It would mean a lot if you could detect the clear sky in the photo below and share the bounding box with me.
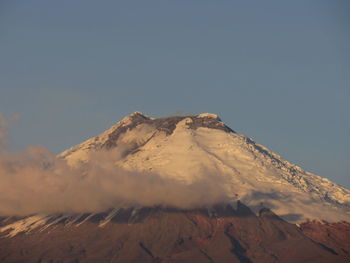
[1,0,349,188]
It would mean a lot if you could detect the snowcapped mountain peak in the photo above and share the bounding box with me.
[58,112,350,223]
[118,111,150,126]
[59,112,235,160]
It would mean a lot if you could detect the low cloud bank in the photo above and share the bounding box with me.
[0,114,232,216]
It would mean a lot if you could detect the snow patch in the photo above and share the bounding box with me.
[197,113,220,119]
[99,208,120,227]
[0,215,48,237]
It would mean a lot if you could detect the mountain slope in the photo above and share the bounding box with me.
[59,112,350,223]
[1,204,349,263]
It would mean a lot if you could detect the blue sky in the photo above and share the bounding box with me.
[1,0,349,187]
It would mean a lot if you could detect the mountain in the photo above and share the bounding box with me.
[0,112,349,263]
[59,112,350,223]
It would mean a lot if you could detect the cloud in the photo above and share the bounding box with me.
[0,114,232,216]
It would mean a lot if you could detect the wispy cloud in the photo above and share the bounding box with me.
[0,113,232,216]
